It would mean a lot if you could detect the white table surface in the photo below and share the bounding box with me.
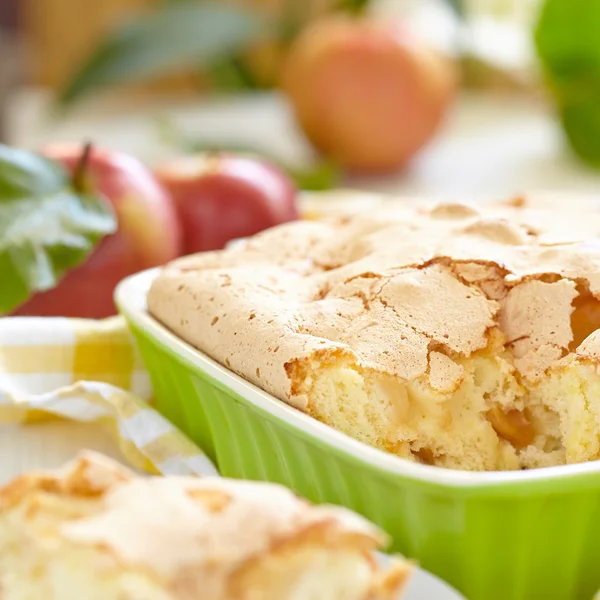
[3,86,600,482]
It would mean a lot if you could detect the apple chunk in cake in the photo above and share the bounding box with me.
[148,194,600,471]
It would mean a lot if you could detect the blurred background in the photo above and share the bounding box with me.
[1,0,593,197]
[2,0,600,318]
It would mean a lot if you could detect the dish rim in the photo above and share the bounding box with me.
[115,267,600,491]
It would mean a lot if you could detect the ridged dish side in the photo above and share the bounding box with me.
[128,321,600,600]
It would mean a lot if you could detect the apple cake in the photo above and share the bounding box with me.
[148,193,600,471]
[0,451,410,599]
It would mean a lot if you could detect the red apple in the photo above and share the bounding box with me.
[281,16,457,173]
[154,153,299,253]
[12,143,182,318]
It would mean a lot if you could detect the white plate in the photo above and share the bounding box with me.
[378,554,465,600]
[376,555,464,600]
[404,567,464,600]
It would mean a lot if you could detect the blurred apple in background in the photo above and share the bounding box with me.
[155,153,298,253]
[282,16,457,173]
[12,143,182,318]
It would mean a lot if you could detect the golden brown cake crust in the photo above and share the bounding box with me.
[148,193,600,392]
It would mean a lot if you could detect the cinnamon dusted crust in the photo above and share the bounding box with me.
[0,451,410,599]
[148,192,600,471]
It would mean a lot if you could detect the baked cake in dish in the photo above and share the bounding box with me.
[0,451,410,599]
[148,193,600,471]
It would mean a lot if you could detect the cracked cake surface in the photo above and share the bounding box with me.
[148,193,600,471]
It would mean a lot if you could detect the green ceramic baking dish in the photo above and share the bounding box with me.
[116,269,600,600]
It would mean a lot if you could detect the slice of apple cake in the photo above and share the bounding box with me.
[0,452,410,599]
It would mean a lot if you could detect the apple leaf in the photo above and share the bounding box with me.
[57,3,269,107]
[335,0,373,15]
[443,0,464,19]
[0,145,117,314]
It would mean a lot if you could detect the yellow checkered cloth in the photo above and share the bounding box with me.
[0,316,217,477]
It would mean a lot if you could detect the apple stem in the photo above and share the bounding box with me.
[72,141,93,193]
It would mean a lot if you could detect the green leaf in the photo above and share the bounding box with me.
[57,3,269,107]
[0,145,117,314]
[335,0,374,15]
[443,0,464,18]
[205,55,261,91]
[535,0,600,165]
[286,160,342,191]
